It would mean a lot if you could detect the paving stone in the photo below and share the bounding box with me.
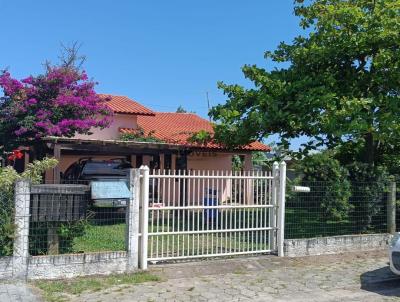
[0,282,42,302]
[4,249,400,302]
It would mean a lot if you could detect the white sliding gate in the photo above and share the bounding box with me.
[138,162,286,268]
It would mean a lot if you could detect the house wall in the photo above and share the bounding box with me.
[187,151,233,171]
[74,114,138,140]
[47,151,255,206]
[154,152,254,206]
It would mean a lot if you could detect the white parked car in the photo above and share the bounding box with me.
[389,233,400,275]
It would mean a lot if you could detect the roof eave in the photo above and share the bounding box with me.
[113,111,156,116]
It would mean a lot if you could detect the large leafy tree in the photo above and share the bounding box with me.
[210,0,400,166]
[0,49,113,152]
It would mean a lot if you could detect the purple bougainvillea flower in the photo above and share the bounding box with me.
[15,127,28,136]
[25,98,37,106]
[0,66,112,143]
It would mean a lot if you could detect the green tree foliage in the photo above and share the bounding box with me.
[119,127,164,143]
[232,155,244,171]
[252,152,271,170]
[210,0,400,166]
[187,130,213,145]
[176,105,187,113]
[176,105,195,114]
[295,152,352,221]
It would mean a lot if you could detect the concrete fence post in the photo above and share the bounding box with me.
[277,162,286,257]
[387,180,396,234]
[269,162,279,251]
[126,169,140,271]
[139,166,149,270]
[13,180,30,280]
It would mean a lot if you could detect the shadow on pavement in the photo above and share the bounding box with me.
[360,266,400,297]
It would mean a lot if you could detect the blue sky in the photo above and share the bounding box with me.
[0,0,304,149]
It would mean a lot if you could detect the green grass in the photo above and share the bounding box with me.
[68,208,380,255]
[70,220,269,256]
[72,223,126,253]
[285,208,353,239]
[70,206,384,255]
[33,271,161,302]
[285,207,386,239]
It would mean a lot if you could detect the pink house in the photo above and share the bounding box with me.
[43,94,269,182]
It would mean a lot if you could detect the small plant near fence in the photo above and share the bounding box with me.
[0,157,58,256]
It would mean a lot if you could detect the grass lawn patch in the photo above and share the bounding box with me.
[33,271,161,302]
[285,208,353,239]
[284,207,380,239]
[72,223,126,253]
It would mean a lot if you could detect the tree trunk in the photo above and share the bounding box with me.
[364,132,375,166]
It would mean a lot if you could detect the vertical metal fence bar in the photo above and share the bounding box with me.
[177,170,181,257]
[166,170,170,258]
[192,171,195,256]
[201,171,205,255]
[197,171,200,256]
[139,166,149,269]
[172,170,176,257]
[277,162,287,257]
[211,170,215,255]
[270,162,279,251]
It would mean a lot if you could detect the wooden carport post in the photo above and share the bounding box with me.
[47,144,62,255]
[53,144,61,184]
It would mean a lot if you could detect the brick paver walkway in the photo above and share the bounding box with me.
[0,282,42,302]
[57,250,400,302]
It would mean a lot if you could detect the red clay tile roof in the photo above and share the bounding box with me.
[100,94,155,116]
[120,112,269,152]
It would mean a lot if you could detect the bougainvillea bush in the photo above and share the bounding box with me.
[0,66,113,151]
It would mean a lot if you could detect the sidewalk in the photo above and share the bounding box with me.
[49,250,400,302]
[0,282,42,302]
[3,250,400,302]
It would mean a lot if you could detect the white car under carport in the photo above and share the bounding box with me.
[90,180,131,207]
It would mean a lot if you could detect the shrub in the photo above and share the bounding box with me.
[0,190,15,256]
[295,152,352,221]
[346,162,389,231]
[0,157,58,256]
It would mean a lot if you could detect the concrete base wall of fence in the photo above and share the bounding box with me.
[0,257,14,279]
[284,233,393,257]
[0,251,136,280]
[27,251,130,280]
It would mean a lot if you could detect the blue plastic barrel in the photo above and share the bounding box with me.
[204,196,218,221]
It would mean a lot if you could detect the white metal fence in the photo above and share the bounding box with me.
[139,162,287,268]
